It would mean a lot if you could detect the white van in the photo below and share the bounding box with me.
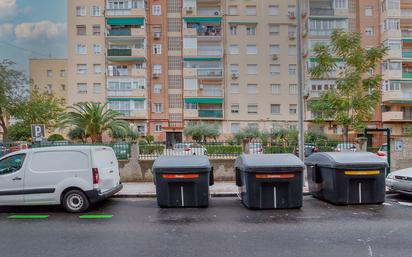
[0,146,123,212]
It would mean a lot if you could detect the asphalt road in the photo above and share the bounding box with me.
[0,195,412,257]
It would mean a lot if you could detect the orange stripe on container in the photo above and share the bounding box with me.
[344,170,380,175]
[162,174,200,179]
[255,174,295,179]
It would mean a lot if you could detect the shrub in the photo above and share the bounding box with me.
[139,144,165,155]
[205,145,242,155]
[48,134,65,141]
[264,146,295,154]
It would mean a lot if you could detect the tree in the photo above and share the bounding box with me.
[308,30,387,141]
[60,102,130,143]
[184,122,220,142]
[0,60,26,139]
[67,127,86,143]
[7,122,31,141]
[48,134,65,141]
[11,90,64,135]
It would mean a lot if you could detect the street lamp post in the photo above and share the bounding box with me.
[296,0,305,160]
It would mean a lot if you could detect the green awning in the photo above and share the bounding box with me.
[108,57,145,62]
[184,98,223,104]
[183,17,221,23]
[107,98,145,101]
[183,57,221,61]
[106,18,145,25]
[387,100,412,104]
[228,22,258,25]
[403,38,412,42]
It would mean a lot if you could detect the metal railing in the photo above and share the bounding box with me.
[108,29,131,36]
[198,109,223,118]
[310,8,334,16]
[108,49,132,56]
[197,68,223,78]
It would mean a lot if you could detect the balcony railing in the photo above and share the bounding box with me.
[202,88,223,97]
[107,90,133,97]
[198,109,223,118]
[403,72,412,78]
[310,8,334,16]
[403,51,412,58]
[402,30,412,38]
[401,9,412,17]
[197,49,222,56]
[197,68,223,78]
[108,29,131,36]
[108,49,132,56]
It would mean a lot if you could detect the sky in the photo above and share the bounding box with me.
[0,0,67,73]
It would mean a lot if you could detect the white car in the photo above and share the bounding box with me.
[0,146,122,212]
[387,167,412,196]
[334,143,357,152]
[173,143,207,155]
[377,143,388,160]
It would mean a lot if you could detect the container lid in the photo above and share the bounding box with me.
[304,152,388,169]
[153,156,211,173]
[235,154,305,173]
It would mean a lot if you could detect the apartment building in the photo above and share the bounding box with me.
[380,0,412,137]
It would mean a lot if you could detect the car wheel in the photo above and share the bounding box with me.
[62,189,90,213]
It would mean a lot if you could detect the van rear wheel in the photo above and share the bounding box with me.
[62,190,90,213]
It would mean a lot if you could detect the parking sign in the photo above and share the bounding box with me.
[31,124,45,142]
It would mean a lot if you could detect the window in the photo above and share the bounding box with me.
[269,24,280,35]
[60,70,65,77]
[247,84,257,94]
[47,69,53,77]
[230,25,237,35]
[288,64,297,75]
[246,5,257,16]
[269,45,280,55]
[78,83,87,94]
[231,104,240,114]
[271,104,281,115]
[93,44,101,55]
[270,64,280,75]
[246,44,257,55]
[228,6,238,15]
[230,83,240,94]
[153,44,162,54]
[77,44,86,55]
[365,27,374,36]
[365,7,373,16]
[155,124,162,132]
[246,26,256,35]
[288,45,297,55]
[152,5,161,15]
[0,154,26,175]
[271,84,280,94]
[153,65,162,74]
[93,64,102,74]
[289,84,298,94]
[76,25,86,36]
[153,103,163,113]
[92,25,101,36]
[247,64,257,75]
[248,104,258,114]
[91,6,101,16]
[154,84,162,94]
[76,6,86,16]
[269,5,279,16]
[77,64,87,74]
[289,104,297,115]
[231,123,241,133]
[333,0,347,9]
[229,44,239,54]
[93,83,102,94]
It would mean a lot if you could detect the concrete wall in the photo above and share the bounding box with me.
[118,144,236,182]
[390,137,412,171]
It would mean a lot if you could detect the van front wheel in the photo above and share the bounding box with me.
[62,190,90,213]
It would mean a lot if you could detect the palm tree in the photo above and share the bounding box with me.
[61,102,129,143]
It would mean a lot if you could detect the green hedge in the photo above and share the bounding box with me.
[367,147,380,153]
[139,144,165,155]
[264,146,295,154]
[205,145,242,155]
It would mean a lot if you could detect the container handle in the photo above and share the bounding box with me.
[209,167,214,186]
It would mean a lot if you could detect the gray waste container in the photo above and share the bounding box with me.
[235,154,305,209]
[305,152,388,205]
[153,156,213,208]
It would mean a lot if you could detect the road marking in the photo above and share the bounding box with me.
[181,186,184,207]
[79,215,113,219]
[8,215,49,219]
[274,186,277,209]
[359,182,362,204]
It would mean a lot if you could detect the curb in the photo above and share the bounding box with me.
[114,191,313,198]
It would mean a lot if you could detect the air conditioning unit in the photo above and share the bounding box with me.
[232,73,239,79]
[272,54,278,60]
[199,84,204,89]
[214,11,220,16]
[186,7,193,13]
[288,32,296,39]
[153,73,160,78]
[288,11,296,18]
[153,32,161,39]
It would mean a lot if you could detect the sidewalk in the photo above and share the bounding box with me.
[115,182,310,197]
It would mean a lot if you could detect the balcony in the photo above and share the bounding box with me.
[197,68,223,78]
[184,87,223,97]
[401,9,412,17]
[382,111,404,122]
[108,49,131,56]
[402,29,412,38]
[198,109,223,118]
[107,88,146,97]
[107,28,146,37]
[105,6,145,17]
[107,48,146,60]
[403,51,412,58]
[403,72,412,78]
[310,8,334,16]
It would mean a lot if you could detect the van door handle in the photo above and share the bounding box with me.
[12,177,22,181]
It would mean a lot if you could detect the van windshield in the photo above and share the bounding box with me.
[0,154,26,175]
